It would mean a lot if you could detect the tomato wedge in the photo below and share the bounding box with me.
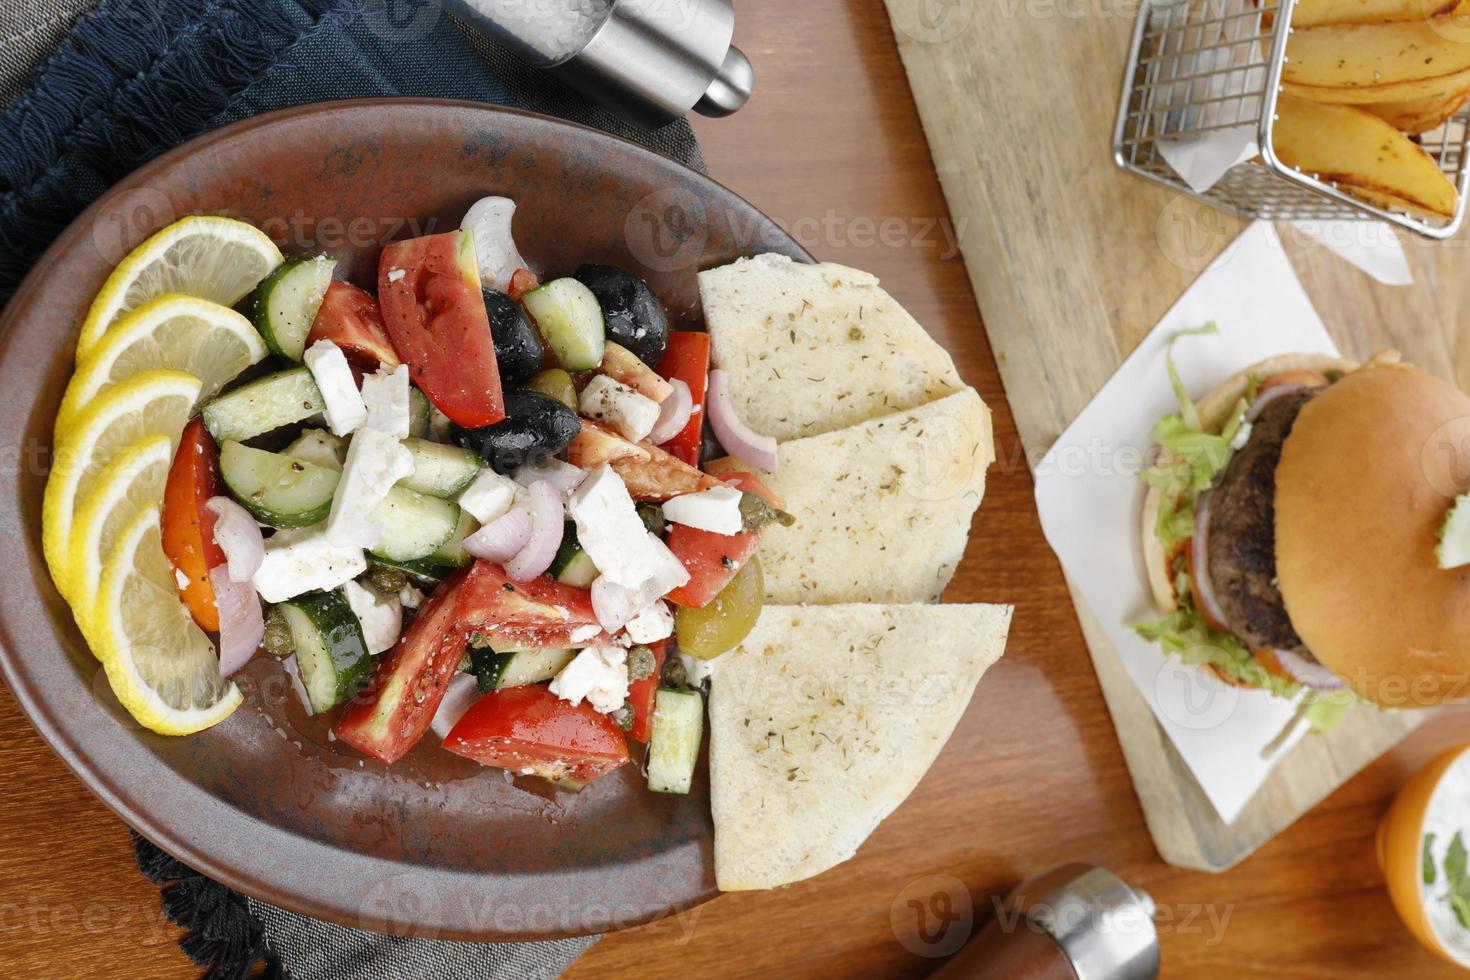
[625,641,667,743]
[656,332,710,466]
[335,561,606,764]
[378,231,505,428]
[595,341,673,402]
[507,268,540,302]
[665,525,762,609]
[161,418,225,631]
[307,281,401,370]
[443,684,630,787]
[335,567,471,764]
[611,441,723,501]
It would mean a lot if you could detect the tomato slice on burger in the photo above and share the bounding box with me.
[378,231,505,428]
[160,418,225,631]
[443,684,631,787]
[307,280,401,370]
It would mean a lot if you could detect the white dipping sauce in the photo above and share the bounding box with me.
[1421,748,1470,965]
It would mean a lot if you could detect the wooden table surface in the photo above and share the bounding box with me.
[2,1,1468,977]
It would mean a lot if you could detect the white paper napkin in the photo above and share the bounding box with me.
[1033,221,1340,823]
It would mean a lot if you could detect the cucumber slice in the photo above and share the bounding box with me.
[424,506,477,569]
[469,645,575,692]
[368,557,444,586]
[219,440,340,528]
[252,256,337,361]
[203,367,325,443]
[399,438,480,498]
[367,486,460,563]
[278,590,372,713]
[408,386,432,439]
[284,428,346,469]
[647,689,703,794]
[549,524,598,587]
[522,278,606,371]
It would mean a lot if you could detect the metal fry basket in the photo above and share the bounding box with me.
[1112,0,1470,238]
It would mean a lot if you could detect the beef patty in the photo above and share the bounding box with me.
[1204,386,1316,653]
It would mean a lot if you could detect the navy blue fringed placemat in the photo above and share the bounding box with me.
[0,1,706,976]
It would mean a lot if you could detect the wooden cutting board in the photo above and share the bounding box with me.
[881,0,1469,871]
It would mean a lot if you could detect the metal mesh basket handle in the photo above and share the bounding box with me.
[1113,0,1470,238]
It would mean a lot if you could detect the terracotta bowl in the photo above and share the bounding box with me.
[0,99,806,940]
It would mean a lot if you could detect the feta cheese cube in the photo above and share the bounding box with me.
[624,600,674,644]
[327,429,415,549]
[303,340,367,436]
[662,485,745,536]
[569,623,602,644]
[398,584,425,610]
[457,468,519,523]
[568,465,690,593]
[549,645,629,714]
[252,532,367,603]
[360,363,411,438]
[578,375,661,443]
[343,580,403,655]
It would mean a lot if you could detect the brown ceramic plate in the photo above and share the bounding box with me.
[0,99,807,940]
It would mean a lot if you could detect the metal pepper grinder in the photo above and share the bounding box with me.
[930,864,1161,980]
[445,0,754,127]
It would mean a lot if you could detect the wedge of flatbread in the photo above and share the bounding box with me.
[712,387,993,604]
[709,603,1012,890]
[699,254,963,442]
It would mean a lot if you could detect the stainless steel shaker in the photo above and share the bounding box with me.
[445,0,754,126]
[930,864,1161,980]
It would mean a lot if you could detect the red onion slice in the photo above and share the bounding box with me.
[513,458,588,494]
[431,673,483,740]
[505,480,564,582]
[706,369,777,473]
[206,496,265,583]
[464,506,533,563]
[209,565,264,676]
[649,379,694,447]
[1190,494,1232,630]
[1245,382,1305,423]
[1272,648,1345,691]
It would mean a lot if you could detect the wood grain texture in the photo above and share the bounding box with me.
[881,0,1466,873]
[0,2,1467,979]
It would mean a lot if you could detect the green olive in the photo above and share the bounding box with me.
[523,368,578,413]
[675,555,763,659]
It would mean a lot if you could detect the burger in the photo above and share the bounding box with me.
[1137,338,1470,727]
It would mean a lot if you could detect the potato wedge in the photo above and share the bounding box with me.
[1283,7,1470,101]
[1288,0,1456,28]
[1271,93,1459,218]
[1362,85,1470,132]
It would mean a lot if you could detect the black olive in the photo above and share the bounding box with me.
[454,390,580,474]
[574,264,670,366]
[483,289,544,387]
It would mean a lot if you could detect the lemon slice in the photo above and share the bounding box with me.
[59,295,267,427]
[76,216,282,361]
[43,370,200,597]
[65,434,173,627]
[95,505,240,735]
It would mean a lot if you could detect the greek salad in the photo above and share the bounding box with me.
[46,198,793,794]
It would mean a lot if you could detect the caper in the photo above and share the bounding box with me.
[661,655,690,690]
[262,606,295,658]
[739,492,795,532]
[637,504,666,537]
[366,563,407,594]
[611,704,635,732]
[628,645,656,681]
